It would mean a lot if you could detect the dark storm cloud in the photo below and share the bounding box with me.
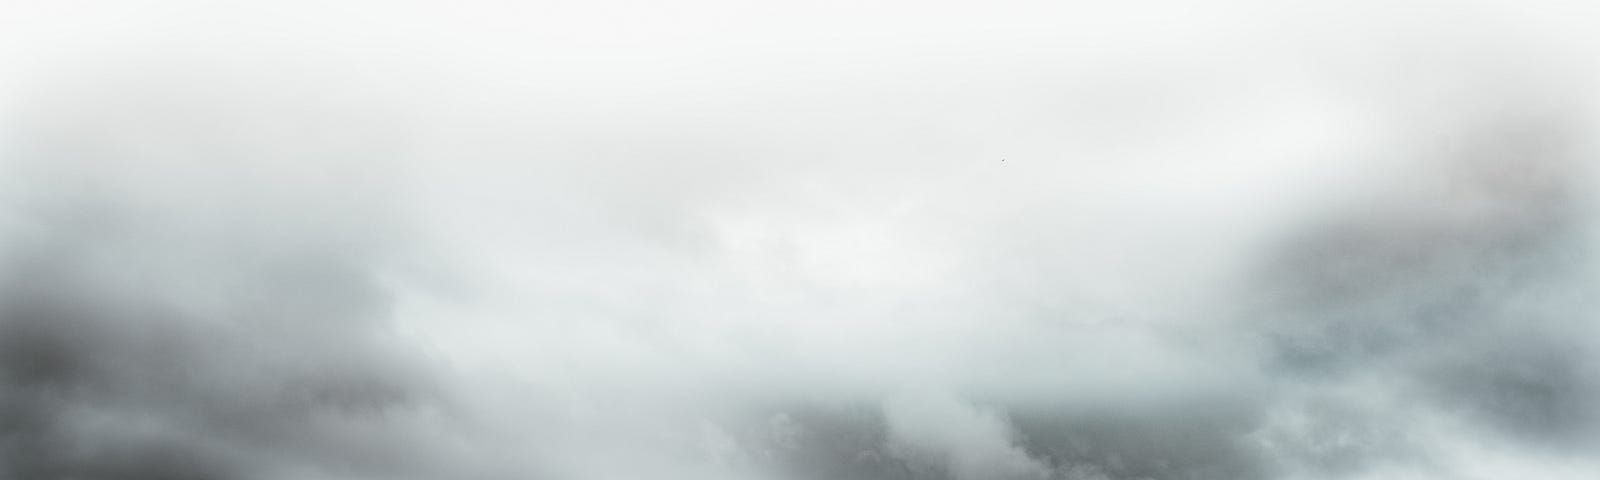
[0,74,512,480]
[0,201,420,479]
[1235,68,1600,477]
[1254,111,1588,375]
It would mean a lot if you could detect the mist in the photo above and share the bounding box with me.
[3,1,1600,479]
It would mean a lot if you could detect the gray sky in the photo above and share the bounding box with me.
[3,1,1600,479]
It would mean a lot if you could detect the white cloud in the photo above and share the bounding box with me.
[3,1,1600,479]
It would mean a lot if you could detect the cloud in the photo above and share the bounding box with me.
[3,1,1600,480]
[883,393,1052,480]
[0,70,511,479]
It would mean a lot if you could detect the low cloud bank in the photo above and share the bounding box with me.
[4,2,1600,479]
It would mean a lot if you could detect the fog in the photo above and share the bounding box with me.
[3,1,1600,479]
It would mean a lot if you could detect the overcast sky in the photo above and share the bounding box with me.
[3,1,1600,479]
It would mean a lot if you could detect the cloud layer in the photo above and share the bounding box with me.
[3,1,1600,479]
